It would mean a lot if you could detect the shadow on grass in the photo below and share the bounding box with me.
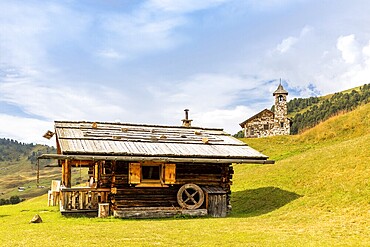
[231,187,302,217]
[0,214,10,218]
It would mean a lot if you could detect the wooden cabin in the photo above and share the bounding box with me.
[39,119,272,218]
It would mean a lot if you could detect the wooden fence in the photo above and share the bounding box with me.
[60,187,110,211]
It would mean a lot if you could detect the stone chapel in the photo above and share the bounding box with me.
[239,83,291,138]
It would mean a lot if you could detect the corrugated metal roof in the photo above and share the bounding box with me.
[54,121,268,161]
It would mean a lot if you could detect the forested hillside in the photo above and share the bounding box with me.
[288,83,370,134]
[0,139,35,162]
[0,139,57,201]
[0,138,55,164]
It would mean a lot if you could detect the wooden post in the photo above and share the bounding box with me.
[71,191,76,209]
[100,161,104,175]
[80,191,84,210]
[111,160,116,188]
[62,160,66,187]
[94,162,99,185]
[62,159,71,188]
[66,160,71,188]
[37,159,40,187]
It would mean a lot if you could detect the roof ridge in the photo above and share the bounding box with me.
[54,120,224,131]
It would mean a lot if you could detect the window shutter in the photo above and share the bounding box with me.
[129,163,141,184]
[164,164,176,184]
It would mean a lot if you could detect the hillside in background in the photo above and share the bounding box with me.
[0,139,58,201]
[287,83,369,134]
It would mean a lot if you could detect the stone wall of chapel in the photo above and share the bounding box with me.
[243,110,290,138]
[244,112,274,138]
[272,118,290,136]
[244,118,290,138]
[274,94,288,120]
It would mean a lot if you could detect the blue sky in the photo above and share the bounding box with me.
[1,0,370,144]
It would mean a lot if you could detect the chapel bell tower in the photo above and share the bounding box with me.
[273,82,288,120]
[273,83,290,135]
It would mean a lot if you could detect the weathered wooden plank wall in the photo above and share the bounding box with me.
[207,193,227,217]
[95,161,233,213]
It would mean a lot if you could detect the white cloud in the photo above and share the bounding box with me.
[1,71,272,138]
[264,27,370,95]
[147,0,228,13]
[0,114,53,145]
[332,38,370,85]
[97,49,125,60]
[316,35,370,90]
[97,11,185,60]
[0,2,90,69]
[192,106,256,134]
[276,37,298,53]
[362,41,370,59]
[275,26,312,54]
[245,0,307,10]
[337,34,359,64]
[96,0,230,60]
[160,74,264,111]
[0,81,128,122]
[0,4,47,71]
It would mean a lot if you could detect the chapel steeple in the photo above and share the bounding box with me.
[273,82,288,121]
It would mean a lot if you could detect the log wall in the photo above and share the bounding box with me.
[94,161,233,215]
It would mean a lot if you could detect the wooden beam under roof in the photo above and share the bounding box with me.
[38,154,275,164]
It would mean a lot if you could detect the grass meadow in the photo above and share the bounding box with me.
[0,104,369,246]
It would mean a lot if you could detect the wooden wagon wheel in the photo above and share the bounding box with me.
[177,183,204,210]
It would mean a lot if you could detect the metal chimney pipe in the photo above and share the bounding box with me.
[184,109,189,120]
[182,109,192,127]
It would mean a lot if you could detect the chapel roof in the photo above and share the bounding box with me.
[239,109,274,127]
[273,83,288,96]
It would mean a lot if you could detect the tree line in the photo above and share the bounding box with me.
[0,138,35,162]
[0,138,56,164]
[290,84,370,134]
[0,195,24,206]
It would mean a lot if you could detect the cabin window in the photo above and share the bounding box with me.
[250,128,254,135]
[280,122,284,128]
[142,165,161,181]
[129,163,176,186]
[264,124,269,130]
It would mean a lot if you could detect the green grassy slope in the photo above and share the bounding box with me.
[0,104,369,246]
[234,103,370,244]
[0,144,59,200]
